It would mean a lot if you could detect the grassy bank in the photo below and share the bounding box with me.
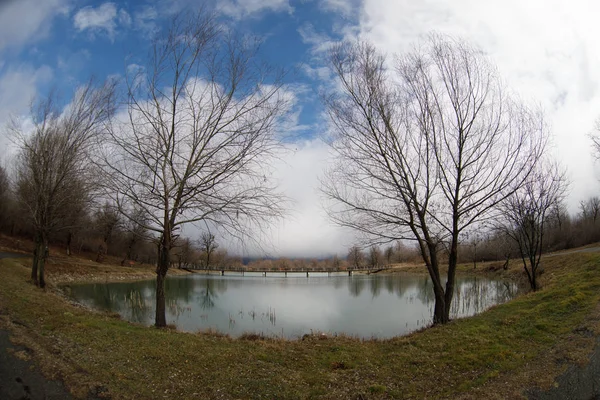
[0,252,599,399]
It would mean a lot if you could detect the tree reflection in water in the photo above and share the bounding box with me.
[67,273,518,339]
[200,279,217,309]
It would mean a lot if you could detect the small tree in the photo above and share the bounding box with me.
[11,80,115,287]
[200,232,218,269]
[174,237,194,269]
[384,245,394,266]
[579,197,600,224]
[368,245,382,271]
[331,254,341,270]
[499,162,567,290]
[121,206,149,264]
[94,202,122,262]
[347,245,363,269]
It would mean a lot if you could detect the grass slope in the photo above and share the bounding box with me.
[0,252,599,399]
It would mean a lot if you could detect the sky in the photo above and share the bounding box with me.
[1,0,599,258]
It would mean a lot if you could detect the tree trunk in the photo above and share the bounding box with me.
[155,269,167,327]
[423,241,450,325]
[432,289,448,324]
[38,235,48,289]
[155,234,171,327]
[66,231,72,256]
[444,236,459,322]
[31,233,40,285]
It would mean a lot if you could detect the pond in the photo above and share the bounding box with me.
[66,272,517,339]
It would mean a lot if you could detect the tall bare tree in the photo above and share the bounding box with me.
[322,35,547,324]
[101,12,288,327]
[499,162,568,290]
[12,80,115,287]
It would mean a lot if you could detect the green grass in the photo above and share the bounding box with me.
[0,252,599,399]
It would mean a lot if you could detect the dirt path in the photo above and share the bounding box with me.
[0,252,76,400]
[0,252,30,259]
[0,329,74,400]
[544,246,600,258]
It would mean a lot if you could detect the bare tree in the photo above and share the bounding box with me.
[0,164,12,232]
[173,237,195,269]
[590,120,600,161]
[384,245,394,265]
[579,196,600,224]
[11,80,115,287]
[498,162,568,290]
[200,232,218,269]
[121,206,149,264]
[322,35,547,324]
[368,245,382,271]
[94,202,122,262]
[347,245,364,269]
[331,254,341,270]
[101,12,287,327]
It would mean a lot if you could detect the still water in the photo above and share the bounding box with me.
[66,273,517,339]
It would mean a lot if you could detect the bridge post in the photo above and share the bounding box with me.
[328,271,331,277]
[306,271,309,277]
[285,271,287,277]
[221,270,224,276]
[348,270,352,276]
[263,271,266,277]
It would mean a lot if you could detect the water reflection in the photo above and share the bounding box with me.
[67,273,518,339]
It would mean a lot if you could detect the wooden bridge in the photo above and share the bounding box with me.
[182,266,384,277]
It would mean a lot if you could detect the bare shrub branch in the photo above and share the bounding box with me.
[497,161,568,291]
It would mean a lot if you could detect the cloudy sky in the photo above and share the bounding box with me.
[1,0,599,258]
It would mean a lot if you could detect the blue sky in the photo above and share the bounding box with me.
[0,0,351,138]
[2,0,600,257]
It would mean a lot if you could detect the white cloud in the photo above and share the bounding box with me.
[319,0,361,16]
[133,6,158,34]
[298,22,337,55]
[0,0,70,52]
[118,9,132,27]
[0,64,53,121]
[317,0,600,213]
[268,139,356,257]
[218,0,293,20]
[73,2,129,40]
[301,65,333,84]
[57,49,91,72]
[0,64,54,159]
